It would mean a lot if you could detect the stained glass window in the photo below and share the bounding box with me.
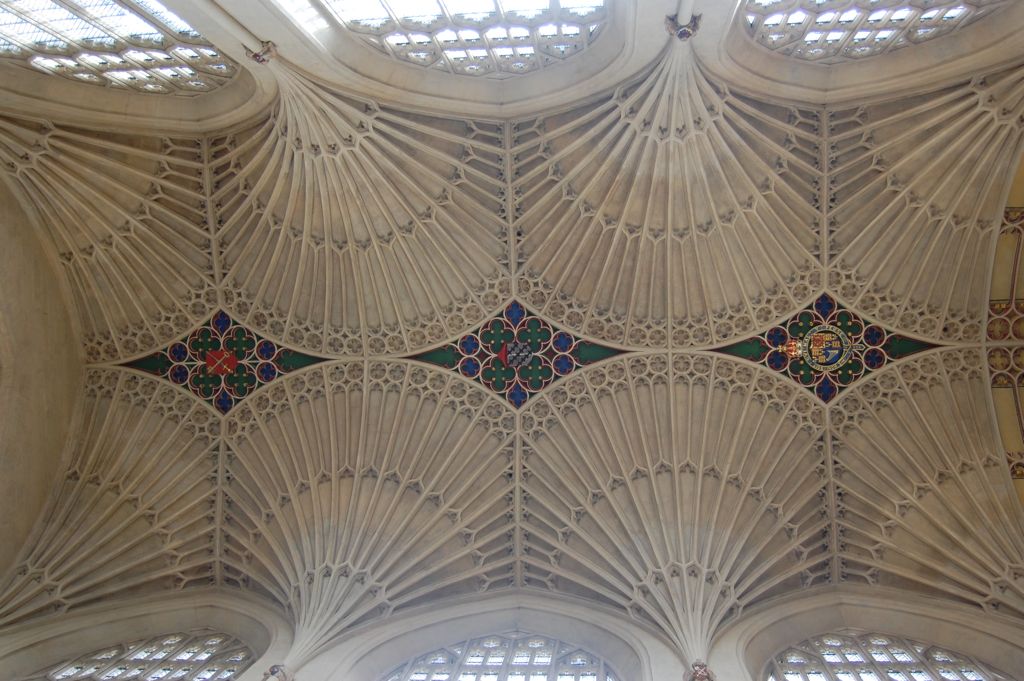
[744,1,1010,64]
[28,631,254,681]
[381,634,619,681]
[0,0,235,94]
[277,0,607,77]
[765,632,1013,681]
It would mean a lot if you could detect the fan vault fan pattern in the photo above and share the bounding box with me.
[2,29,1024,680]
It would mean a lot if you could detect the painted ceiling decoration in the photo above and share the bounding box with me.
[715,293,933,402]
[276,0,607,77]
[744,0,1011,65]
[2,14,1024,679]
[765,632,1014,681]
[126,310,324,414]
[414,300,621,407]
[25,630,254,681]
[0,0,236,94]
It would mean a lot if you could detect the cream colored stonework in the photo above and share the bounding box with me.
[0,2,1023,681]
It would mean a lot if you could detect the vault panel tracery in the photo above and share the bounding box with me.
[0,115,216,361]
[214,66,511,357]
[126,310,325,413]
[3,18,1024,678]
[0,370,221,628]
[827,67,1024,342]
[221,360,517,660]
[512,42,823,350]
[830,350,1024,613]
[518,353,829,660]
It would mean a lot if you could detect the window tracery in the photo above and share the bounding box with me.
[765,633,1012,681]
[744,1,1010,64]
[0,0,235,93]
[380,634,618,681]
[277,0,607,77]
[28,631,254,681]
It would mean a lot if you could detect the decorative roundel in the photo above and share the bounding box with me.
[800,323,855,372]
[414,300,621,407]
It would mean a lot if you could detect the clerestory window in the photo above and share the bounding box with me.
[744,1,1010,64]
[0,0,235,94]
[381,633,619,681]
[27,630,254,681]
[765,632,1013,681]
[275,0,607,77]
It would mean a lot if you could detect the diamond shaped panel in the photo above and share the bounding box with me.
[413,301,622,407]
[714,294,935,402]
[125,311,325,413]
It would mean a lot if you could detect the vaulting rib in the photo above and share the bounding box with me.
[0,370,220,628]
[0,116,215,362]
[831,349,1024,615]
[829,65,1024,342]
[222,361,517,665]
[518,354,829,661]
[213,64,511,357]
[512,42,822,350]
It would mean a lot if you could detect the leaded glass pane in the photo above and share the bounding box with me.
[764,632,1013,681]
[0,0,235,93]
[744,1,1010,64]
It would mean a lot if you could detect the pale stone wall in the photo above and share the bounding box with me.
[0,179,81,578]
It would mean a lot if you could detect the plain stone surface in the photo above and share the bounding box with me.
[0,179,81,578]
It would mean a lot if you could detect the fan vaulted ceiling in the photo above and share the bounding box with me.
[1,1,1024,680]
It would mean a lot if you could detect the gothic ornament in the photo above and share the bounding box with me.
[413,301,621,407]
[714,293,933,402]
[262,665,292,681]
[684,660,716,681]
[126,311,324,413]
[666,13,702,40]
[247,40,277,64]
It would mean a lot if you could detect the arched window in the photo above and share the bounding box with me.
[275,0,608,77]
[743,1,1010,64]
[26,630,254,681]
[0,0,235,93]
[381,633,619,681]
[765,632,1012,681]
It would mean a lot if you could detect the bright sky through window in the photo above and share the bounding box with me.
[744,0,1010,64]
[28,631,255,681]
[381,634,619,681]
[280,0,607,77]
[0,0,235,94]
[765,633,1014,681]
